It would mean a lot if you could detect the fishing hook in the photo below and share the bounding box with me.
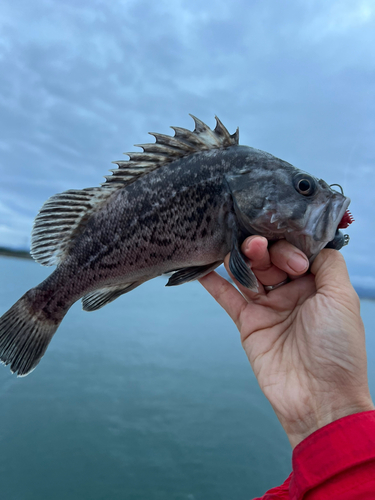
[330,183,344,195]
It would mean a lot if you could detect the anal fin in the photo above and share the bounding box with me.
[82,282,142,312]
[166,261,222,286]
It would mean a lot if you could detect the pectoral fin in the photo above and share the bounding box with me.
[166,261,222,286]
[229,237,258,291]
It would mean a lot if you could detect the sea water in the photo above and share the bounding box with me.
[0,257,374,500]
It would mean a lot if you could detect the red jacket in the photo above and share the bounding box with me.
[254,411,375,499]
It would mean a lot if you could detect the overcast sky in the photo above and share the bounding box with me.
[0,0,374,289]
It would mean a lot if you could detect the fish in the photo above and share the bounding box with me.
[0,115,352,376]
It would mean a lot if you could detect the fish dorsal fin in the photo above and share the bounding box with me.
[103,115,239,188]
[31,188,111,266]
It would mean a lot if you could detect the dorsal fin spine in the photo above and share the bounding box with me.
[190,114,212,134]
[149,132,195,151]
[104,116,238,187]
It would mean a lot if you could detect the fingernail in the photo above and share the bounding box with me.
[288,254,308,273]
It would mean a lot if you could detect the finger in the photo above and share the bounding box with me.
[310,250,363,337]
[311,249,358,304]
[198,271,247,328]
[241,236,288,287]
[311,248,349,285]
[268,240,309,276]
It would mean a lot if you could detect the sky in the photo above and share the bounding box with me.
[0,0,374,289]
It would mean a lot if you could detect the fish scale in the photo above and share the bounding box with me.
[0,116,351,376]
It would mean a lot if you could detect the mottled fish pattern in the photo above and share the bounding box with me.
[0,116,351,376]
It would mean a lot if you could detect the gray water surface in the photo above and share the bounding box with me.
[0,257,374,500]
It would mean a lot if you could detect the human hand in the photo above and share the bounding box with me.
[199,236,374,448]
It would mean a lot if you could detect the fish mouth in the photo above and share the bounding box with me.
[308,195,351,261]
[319,196,350,240]
[286,195,351,262]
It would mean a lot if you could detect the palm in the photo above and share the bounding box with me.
[239,277,318,415]
[242,274,365,426]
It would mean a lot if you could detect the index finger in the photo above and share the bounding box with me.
[198,271,247,328]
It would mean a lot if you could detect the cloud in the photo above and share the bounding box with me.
[0,0,374,284]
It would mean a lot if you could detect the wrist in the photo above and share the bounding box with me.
[280,399,375,449]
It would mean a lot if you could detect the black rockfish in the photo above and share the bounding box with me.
[0,116,353,376]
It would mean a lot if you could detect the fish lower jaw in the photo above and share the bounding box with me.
[284,232,327,262]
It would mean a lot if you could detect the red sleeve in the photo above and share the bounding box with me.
[252,474,292,499]
[290,410,375,499]
[254,410,375,500]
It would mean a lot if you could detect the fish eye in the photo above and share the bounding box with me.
[298,179,311,192]
[294,175,316,196]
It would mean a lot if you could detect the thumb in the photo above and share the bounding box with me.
[311,249,359,307]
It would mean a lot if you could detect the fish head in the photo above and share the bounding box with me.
[226,160,351,261]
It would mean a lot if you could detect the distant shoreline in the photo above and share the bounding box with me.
[0,247,33,260]
[0,247,374,300]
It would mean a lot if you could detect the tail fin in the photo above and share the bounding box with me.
[0,292,61,376]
